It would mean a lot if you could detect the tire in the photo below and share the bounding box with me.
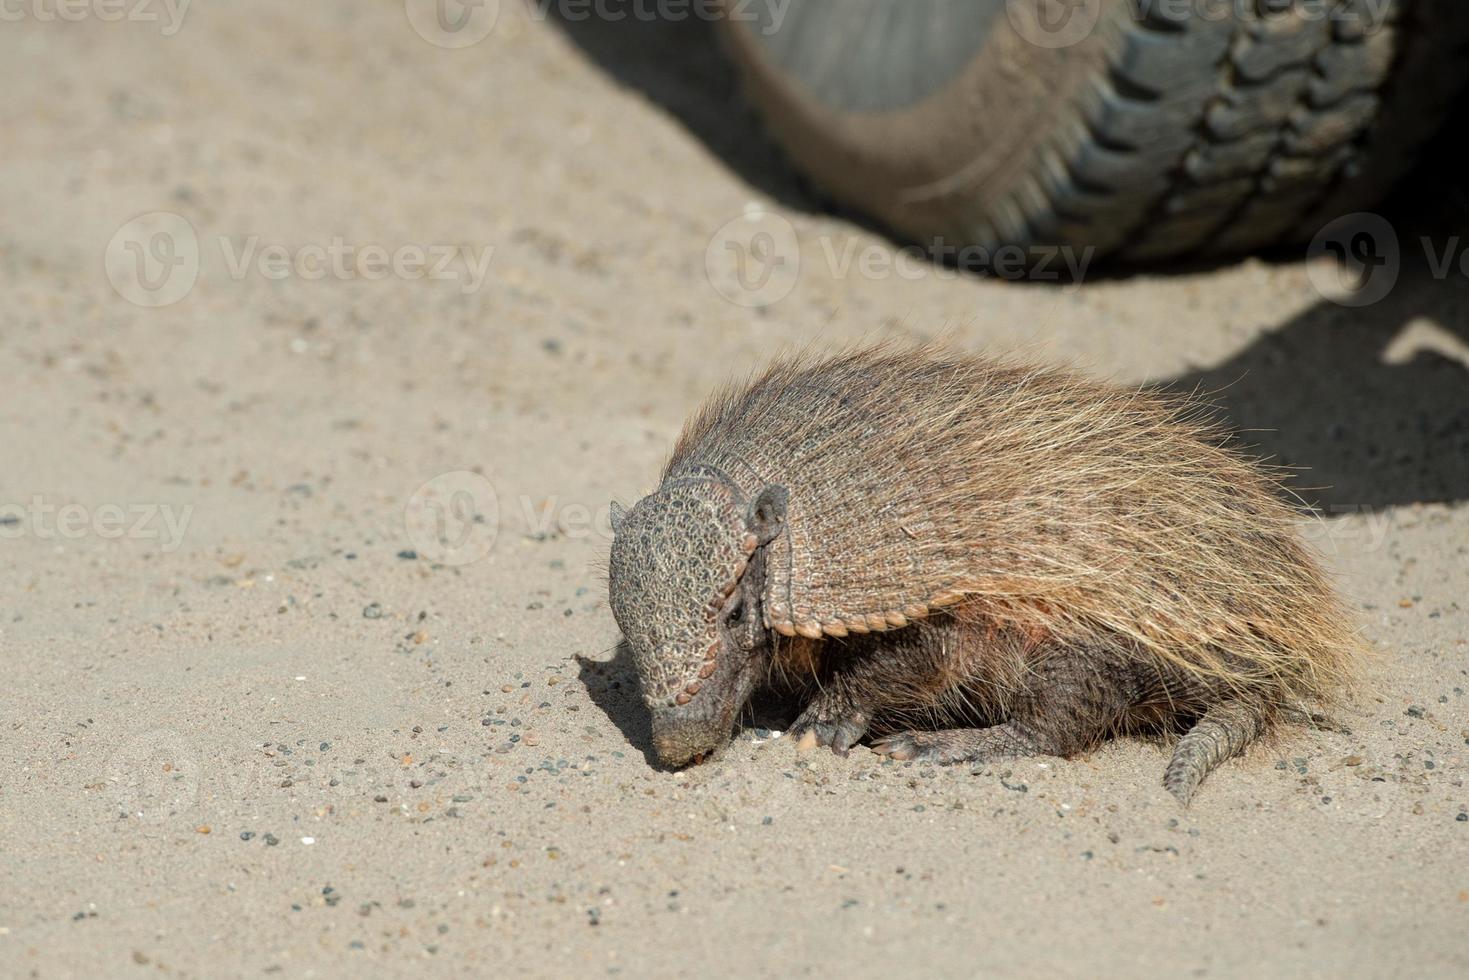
[717,0,1469,264]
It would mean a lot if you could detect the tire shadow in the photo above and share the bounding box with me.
[1159,152,1469,513]
[1160,267,1469,512]
[543,5,815,211]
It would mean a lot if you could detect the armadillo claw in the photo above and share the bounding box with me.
[788,694,869,758]
[869,734,918,761]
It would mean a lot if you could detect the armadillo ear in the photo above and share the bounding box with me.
[747,485,788,544]
[609,501,627,535]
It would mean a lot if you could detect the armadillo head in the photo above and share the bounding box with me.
[608,470,788,767]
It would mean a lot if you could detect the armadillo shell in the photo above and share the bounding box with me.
[659,345,1359,707]
[663,347,1059,640]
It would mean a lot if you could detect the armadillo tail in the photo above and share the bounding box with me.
[1163,701,1267,806]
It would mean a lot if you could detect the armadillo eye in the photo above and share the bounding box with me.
[725,594,744,625]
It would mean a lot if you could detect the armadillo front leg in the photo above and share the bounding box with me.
[786,639,904,755]
[871,642,1139,765]
[786,623,954,755]
[788,681,873,755]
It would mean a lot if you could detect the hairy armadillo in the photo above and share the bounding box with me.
[607,345,1358,803]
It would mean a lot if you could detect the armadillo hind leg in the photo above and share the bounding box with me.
[871,640,1141,765]
[1163,701,1268,806]
[870,723,1042,765]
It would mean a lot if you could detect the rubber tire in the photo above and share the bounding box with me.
[718,0,1469,263]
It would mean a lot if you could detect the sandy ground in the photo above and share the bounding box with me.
[2,3,1467,977]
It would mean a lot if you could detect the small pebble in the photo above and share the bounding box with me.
[363,603,383,619]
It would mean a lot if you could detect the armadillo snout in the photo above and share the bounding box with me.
[650,712,733,767]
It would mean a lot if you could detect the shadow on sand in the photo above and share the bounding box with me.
[1161,257,1469,512]
[576,642,659,767]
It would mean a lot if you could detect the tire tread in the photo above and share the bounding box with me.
[970,0,1469,260]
